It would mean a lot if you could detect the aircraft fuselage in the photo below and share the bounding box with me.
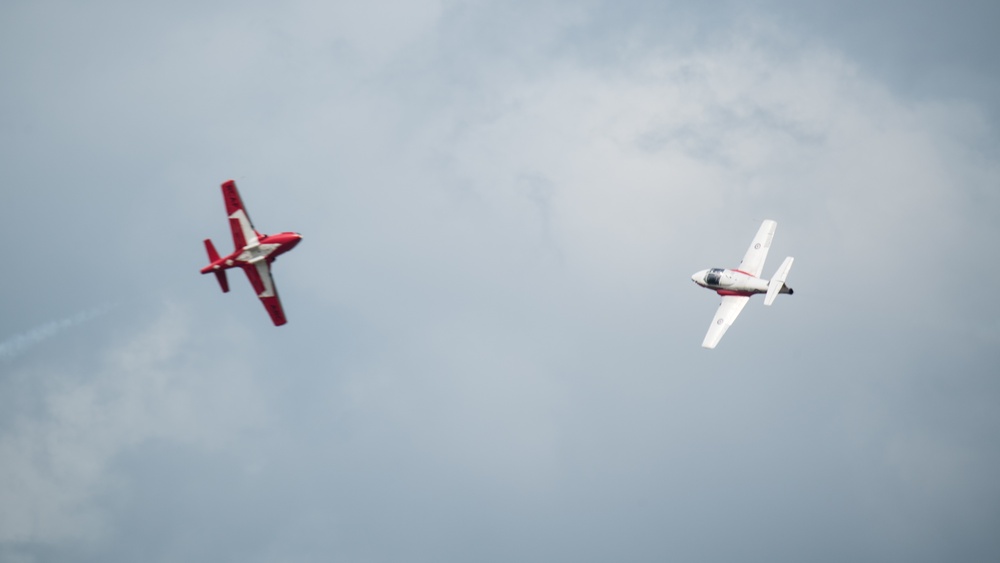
[201,232,302,273]
[691,268,778,297]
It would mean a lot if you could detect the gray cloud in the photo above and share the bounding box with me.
[0,305,115,363]
[1,1,999,562]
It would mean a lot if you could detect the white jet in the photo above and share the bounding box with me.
[691,219,794,349]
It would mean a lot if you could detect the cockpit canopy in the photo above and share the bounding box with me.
[705,268,723,286]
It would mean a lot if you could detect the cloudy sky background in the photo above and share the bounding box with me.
[2,0,999,561]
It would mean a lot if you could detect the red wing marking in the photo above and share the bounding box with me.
[260,295,287,326]
[242,261,287,326]
[229,220,247,248]
[222,180,246,217]
[243,263,267,296]
[221,180,259,249]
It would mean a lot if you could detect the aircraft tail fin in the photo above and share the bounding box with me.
[204,238,221,262]
[202,239,230,293]
[764,256,794,306]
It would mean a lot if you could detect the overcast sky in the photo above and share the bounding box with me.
[2,1,999,561]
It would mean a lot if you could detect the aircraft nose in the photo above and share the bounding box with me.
[691,272,700,283]
[281,232,302,248]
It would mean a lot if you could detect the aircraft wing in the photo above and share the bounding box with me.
[221,180,259,249]
[702,295,749,349]
[242,261,288,326]
[737,219,776,277]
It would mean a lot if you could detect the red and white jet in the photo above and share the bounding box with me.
[691,220,794,349]
[200,180,302,326]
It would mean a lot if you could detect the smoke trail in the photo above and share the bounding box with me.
[0,304,116,363]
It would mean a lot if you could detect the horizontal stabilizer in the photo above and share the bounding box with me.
[203,239,229,292]
[214,270,230,293]
[204,238,221,262]
[764,256,794,306]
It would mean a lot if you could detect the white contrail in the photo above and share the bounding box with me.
[0,304,116,363]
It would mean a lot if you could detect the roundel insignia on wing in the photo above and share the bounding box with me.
[754,243,761,249]
[717,319,724,325]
